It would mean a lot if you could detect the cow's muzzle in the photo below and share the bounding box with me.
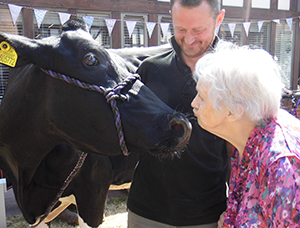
[150,113,192,160]
[170,115,192,149]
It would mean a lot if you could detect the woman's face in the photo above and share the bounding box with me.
[191,84,227,134]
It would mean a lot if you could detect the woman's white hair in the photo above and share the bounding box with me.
[194,41,284,122]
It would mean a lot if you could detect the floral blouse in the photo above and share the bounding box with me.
[224,109,300,227]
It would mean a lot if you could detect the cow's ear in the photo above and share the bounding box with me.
[0,32,57,69]
[0,39,19,67]
[0,32,40,57]
[0,34,28,67]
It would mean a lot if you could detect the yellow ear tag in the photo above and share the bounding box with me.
[0,41,18,67]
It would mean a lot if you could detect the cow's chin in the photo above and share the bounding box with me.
[148,123,191,160]
[149,147,185,161]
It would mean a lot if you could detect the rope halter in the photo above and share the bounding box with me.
[31,68,140,227]
[41,68,141,156]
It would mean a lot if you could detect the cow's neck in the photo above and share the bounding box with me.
[0,64,56,183]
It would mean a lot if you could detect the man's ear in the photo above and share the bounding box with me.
[216,9,225,28]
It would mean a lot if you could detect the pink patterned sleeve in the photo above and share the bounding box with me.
[259,156,300,227]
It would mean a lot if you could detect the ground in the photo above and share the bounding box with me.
[5,187,129,228]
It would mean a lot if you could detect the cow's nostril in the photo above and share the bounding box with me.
[170,120,185,138]
[149,116,192,159]
[170,116,192,144]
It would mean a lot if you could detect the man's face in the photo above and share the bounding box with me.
[172,1,219,60]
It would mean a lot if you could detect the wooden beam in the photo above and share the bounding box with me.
[68,8,77,20]
[290,0,298,12]
[0,179,7,228]
[112,11,121,49]
[223,6,300,20]
[148,14,158,47]
[244,0,251,21]
[292,17,300,90]
[22,8,34,38]
[270,0,278,10]
[242,0,251,45]
[1,0,170,15]
[269,21,277,56]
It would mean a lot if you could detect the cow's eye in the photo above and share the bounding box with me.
[84,54,99,66]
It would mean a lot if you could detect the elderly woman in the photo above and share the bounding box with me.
[191,44,300,227]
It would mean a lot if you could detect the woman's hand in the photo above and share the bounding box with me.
[217,211,225,228]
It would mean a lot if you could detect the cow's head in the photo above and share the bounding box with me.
[0,19,191,159]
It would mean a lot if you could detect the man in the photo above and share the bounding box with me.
[127,0,228,227]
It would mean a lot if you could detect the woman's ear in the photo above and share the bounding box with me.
[227,111,238,122]
[227,105,244,122]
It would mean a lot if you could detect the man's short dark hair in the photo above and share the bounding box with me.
[170,0,220,18]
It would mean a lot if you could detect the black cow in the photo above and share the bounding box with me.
[0,19,191,227]
[1,145,139,227]
[33,144,140,227]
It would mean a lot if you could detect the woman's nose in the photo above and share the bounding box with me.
[191,98,197,109]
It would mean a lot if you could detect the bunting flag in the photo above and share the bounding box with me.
[286,18,293,30]
[34,9,48,28]
[146,22,156,38]
[82,16,94,29]
[257,20,264,32]
[160,22,170,40]
[243,22,251,37]
[8,4,22,26]
[228,23,236,38]
[0,1,299,40]
[125,21,137,38]
[58,12,71,25]
[105,18,116,36]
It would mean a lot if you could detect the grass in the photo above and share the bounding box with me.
[7,194,128,228]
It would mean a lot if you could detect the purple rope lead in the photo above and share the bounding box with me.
[292,97,300,116]
[110,99,129,155]
[31,68,138,226]
[31,152,87,227]
[41,68,139,156]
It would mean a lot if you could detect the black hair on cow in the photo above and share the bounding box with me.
[62,18,89,32]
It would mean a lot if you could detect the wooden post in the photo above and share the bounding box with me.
[242,0,251,45]
[148,14,158,46]
[112,12,121,49]
[292,17,300,90]
[22,8,34,38]
[0,178,7,228]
